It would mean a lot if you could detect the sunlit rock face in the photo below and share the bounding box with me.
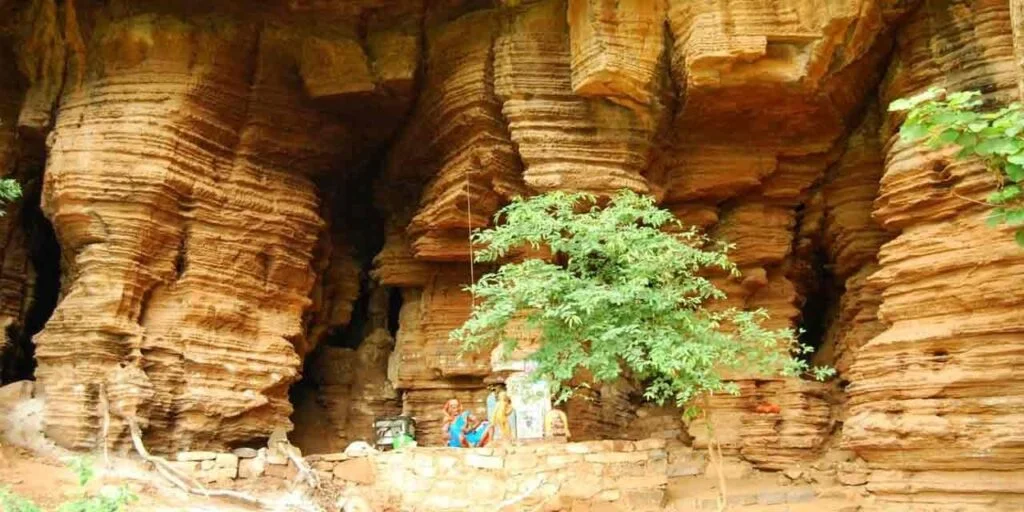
[1,2,1024,505]
[368,0,915,461]
[4,0,420,452]
[844,1,1024,509]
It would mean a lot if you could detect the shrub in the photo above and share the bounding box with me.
[0,178,20,215]
[450,190,832,416]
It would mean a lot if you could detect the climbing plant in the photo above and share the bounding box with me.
[889,87,1024,245]
[450,190,833,416]
[0,178,21,215]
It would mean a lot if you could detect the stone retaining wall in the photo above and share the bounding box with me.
[169,439,669,511]
[369,439,668,511]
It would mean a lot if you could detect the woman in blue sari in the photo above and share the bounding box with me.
[442,399,492,448]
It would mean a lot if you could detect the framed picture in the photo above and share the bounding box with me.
[505,371,551,440]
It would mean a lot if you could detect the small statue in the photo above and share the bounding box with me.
[490,391,516,443]
[441,398,492,448]
[543,409,570,442]
[486,386,499,423]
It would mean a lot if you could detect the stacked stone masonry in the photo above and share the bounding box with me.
[167,439,669,512]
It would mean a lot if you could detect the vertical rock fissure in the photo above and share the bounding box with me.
[290,151,394,452]
[796,243,840,366]
[0,157,61,384]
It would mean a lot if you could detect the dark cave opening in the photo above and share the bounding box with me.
[288,148,396,452]
[797,246,841,369]
[0,163,62,384]
[386,287,402,339]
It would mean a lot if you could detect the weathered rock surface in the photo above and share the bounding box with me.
[369,0,907,448]
[844,0,1024,509]
[1,3,1023,509]
[4,1,419,452]
[688,379,838,470]
[293,287,401,454]
[810,107,891,380]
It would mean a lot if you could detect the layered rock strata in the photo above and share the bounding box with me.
[810,107,891,380]
[19,2,419,452]
[844,0,1024,509]
[687,379,837,470]
[2,7,1024,511]
[373,0,907,447]
[292,329,401,454]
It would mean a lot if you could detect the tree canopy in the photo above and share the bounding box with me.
[450,190,830,414]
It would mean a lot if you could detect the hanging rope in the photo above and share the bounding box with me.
[466,175,476,304]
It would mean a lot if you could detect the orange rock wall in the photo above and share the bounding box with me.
[844,0,1024,509]
[3,1,420,452]
[374,0,908,449]
[1,2,1023,507]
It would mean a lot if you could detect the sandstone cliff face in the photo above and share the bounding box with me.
[4,0,420,452]
[373,0,908,452]
[1,0,1023,507]
[844,1,1024,509]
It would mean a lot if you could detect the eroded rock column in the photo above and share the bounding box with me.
[844,0,1024,508]
[35,12,353,451]
[665,0,903,468]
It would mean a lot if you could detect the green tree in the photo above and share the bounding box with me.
[889,87,1024,245]
[450,190,831,415]
[0,178,20,216]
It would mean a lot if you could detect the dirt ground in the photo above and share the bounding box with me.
[0,444,277,511]
[0,444,80,509]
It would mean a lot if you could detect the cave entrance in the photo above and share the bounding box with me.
[0,156,61,384]
[796,245,842,377]
[288,150,406,454]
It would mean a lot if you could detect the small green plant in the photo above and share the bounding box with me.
[0,457,136,512]
[889,87,1024,245]
[68,457,95,488]
[0,178,21,217]
[451,190,833,417]
[0,487,42,512]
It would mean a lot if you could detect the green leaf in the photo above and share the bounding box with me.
[968,121,989,133]
[987,208,1006,226]
[888,98,914,111]
[1007,153,1024,165]
[1006,163,1024,182]
[937,129,960,143]
[955,132,978,151]
[900,123,930,141]
[975,137,1019,156]
[1005,209,1024,226]
[989,185,1023,205]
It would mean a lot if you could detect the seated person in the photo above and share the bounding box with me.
[441,398,492,448]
